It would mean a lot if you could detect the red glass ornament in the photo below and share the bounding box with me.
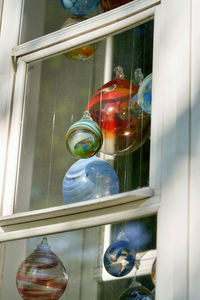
[16,238,68,300]
[100,0,134,12]
[87,67,150,156]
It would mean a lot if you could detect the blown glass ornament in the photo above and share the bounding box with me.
[118,282,155,300]
[62,17,98,61]
[151,258,156,285]
[103,231,135,277]
[62,156,119,204]
[16,238,68,300]
[65,111,103,159]
[137,73,152,115]
[87,66,150,156]
[61,0,99,16]
[100,0,134,12]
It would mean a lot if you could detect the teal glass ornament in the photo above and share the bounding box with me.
[62,156,119,204]
[118,282,155,300]
[103,232,136,277]
[65,111,103,159]
[61,0,99,16]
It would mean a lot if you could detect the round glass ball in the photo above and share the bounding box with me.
[87,71,150,156]
[100,0,134,12]
[62,156,119,204]
[65,117,103,159]
[118,285,155,300]
[137,73,152,115]
[62,17,98,61]
[103,239,135,277]
[61,0,99,16]
[16,238,68,300]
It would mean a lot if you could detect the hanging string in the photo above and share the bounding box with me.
[46,97,56,206]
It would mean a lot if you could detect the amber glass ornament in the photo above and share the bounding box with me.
[87,66,150,156]
[62,17,98,61]
[100,0,134,12]
[16,238,68,300]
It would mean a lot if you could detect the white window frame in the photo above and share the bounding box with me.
[0,0,194,299]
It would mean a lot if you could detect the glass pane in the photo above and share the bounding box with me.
[20,0,140,43]
[15,21,153,213]
[0,215,156,299]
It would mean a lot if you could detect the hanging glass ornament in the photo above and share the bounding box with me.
[118,281,155,300]
[61,0,99,16]
[151,258,156,285]
[62,17,98,61]
[87,66,150,156]
[16,238,68,300]
[62,156,119,204]
[103,231,136,277]
[137,73,152,115]
[65,111,103,159]
[100,0,134,12]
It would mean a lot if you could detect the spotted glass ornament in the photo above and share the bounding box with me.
[61,0,99,16]
[100,0,134,12]
[65,111,103,159]
[16,238,68,300]
[118,282,155,300]
[87,66,150,156]
[103,232,135,277]
[137,73,152,115]
[62,17,98,61]
[62,156,119,204]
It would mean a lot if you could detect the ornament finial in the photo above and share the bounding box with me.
[114,66,125,79]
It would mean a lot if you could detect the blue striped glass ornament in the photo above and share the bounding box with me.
[62,156,119,204]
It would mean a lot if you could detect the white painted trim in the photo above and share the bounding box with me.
[0,187,155,225]
[12,0,160,60]
[2,60,27,216]
[0,195,159,242]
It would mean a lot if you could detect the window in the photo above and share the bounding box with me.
[0,0,193,299]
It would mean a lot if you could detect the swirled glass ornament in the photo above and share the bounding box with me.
[103,232,135,277]
[151,258,156,285]
[65,111,103,159]
[62,17,98,61]
[137,74,152,115]
[100,0,134,12]
[62,156,119,204]
[61,0,99,16]
[16,238,68,300]
[118,282,155,300]
[87,66,150,156]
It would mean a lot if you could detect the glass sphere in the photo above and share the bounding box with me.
[62,17,98,61]
[65,112,103,159]
[118,284,155,300]
[137,74,152,115]
[61,0,99,16]
[16,238,68,300]
[87,67,150,156]
[100,0,134,12]
[62,156,119,204]
[104,239,135,277]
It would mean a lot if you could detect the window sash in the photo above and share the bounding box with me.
[1,0,161,243]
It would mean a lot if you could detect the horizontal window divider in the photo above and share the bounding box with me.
[0,189,160,242]
[11,0,160,62]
